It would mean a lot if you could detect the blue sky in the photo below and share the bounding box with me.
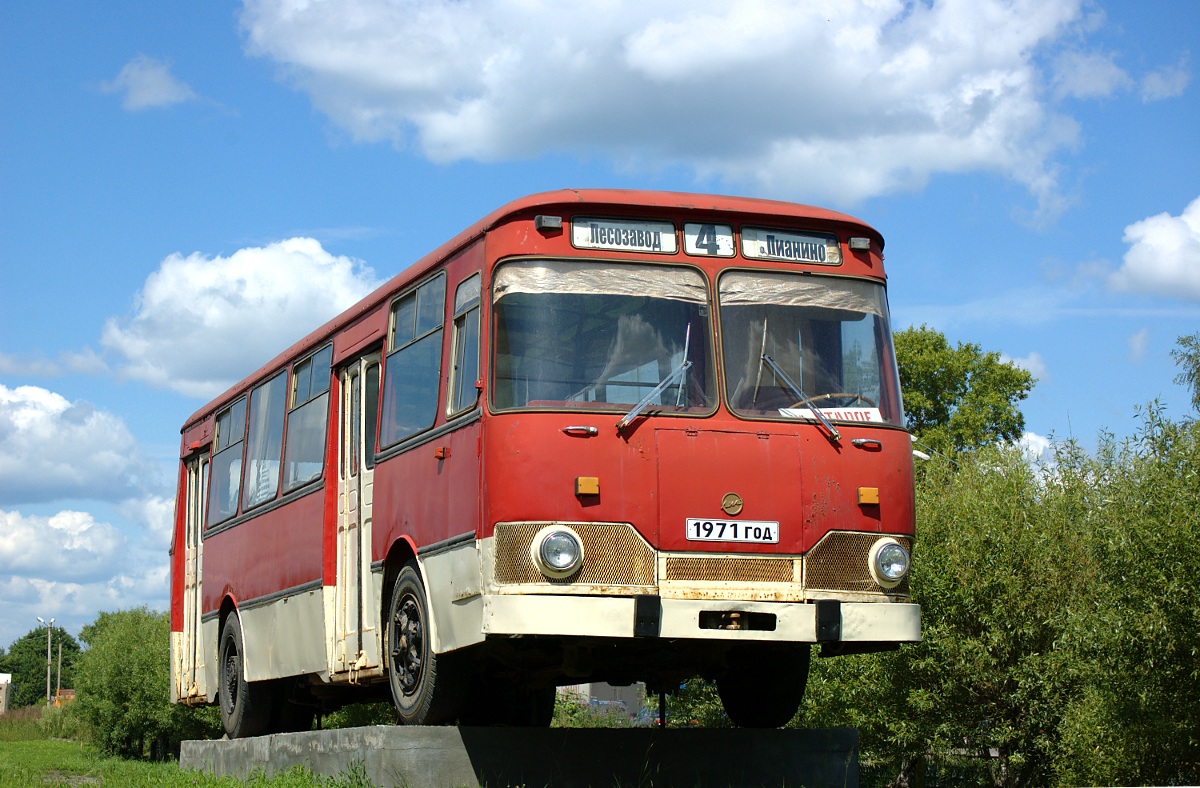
[1,0,1197,650]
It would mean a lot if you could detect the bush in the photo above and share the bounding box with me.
[73,607,220,758]
[552,691,645,728]
[37,703,89,742]
[321,701,394,729]
[799,406,1200,787]
[0,705,45,742]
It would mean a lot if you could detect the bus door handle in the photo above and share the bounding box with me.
[562,426,599,437]
[851,438,883,450]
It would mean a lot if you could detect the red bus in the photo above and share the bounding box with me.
[169,189,919,737]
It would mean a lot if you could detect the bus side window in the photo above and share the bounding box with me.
[448,274,481,416]
[365,362,380,469]
[284,344,333,491]
[380,274,446,448]
[242,371,288,510]
[207,397,247,528]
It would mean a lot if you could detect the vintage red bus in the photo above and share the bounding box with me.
[169,189,919,737]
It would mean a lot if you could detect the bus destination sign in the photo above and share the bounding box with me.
[683,223,735,257]
[742,227,841,265]
[572,217,678,254]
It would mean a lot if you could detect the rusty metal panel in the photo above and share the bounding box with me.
[663,555,796,584]
[804,531,912,596]
[493,522,656,586]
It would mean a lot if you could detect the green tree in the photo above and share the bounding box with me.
[801,405,1200,787]
[73,607,219,758]
[1053,406,1200,785]
[803,444,1093,786]
[0,626,80,708]
[894,325,1035,454]
[1171,332,1200,412]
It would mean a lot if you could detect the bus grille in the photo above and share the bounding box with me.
[493,522,655,586]
[804,532,912,595]
[663,556,797,584]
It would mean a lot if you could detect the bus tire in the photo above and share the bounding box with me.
[218,613,272,739]
[716,644,811,728]
[387,563,466,725]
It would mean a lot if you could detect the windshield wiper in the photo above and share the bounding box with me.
[761,354,841,443]
[616,326,691,433]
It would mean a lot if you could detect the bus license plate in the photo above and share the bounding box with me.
[685,519,779,544]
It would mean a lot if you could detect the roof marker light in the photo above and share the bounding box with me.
[849,237,871,251]
[535,215,563,232]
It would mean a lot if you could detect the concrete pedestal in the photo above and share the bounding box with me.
[180,725,858,787]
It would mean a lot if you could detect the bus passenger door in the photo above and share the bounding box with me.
[335,354,382,677]
[178,451,208,700]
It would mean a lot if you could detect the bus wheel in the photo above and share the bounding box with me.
[218,613,272,738]
[716,645,811,728]
[387,563,466,724]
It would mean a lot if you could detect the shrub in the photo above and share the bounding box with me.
[73,607,220,757]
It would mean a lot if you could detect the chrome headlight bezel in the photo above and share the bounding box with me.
[868,536,910,589]
[531,525,584,579]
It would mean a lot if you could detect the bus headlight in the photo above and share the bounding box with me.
[531,526,584,579]
[868,537,910,589]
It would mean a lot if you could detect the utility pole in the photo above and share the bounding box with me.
[56,640,62,701]
[36,616,55,705]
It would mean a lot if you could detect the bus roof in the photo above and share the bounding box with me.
[182,189,882,432]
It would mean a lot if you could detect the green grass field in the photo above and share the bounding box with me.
[0,695,631,787]
[0,706,370,788]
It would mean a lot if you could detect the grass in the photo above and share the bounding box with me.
[0,696,647,787]
[0,706,366,788]
[0,737,360,787]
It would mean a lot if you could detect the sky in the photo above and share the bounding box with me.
[1,0,1198,651]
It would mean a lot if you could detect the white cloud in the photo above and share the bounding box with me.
[1050,50,1132,100]
[0,543,169,650]
[1127,327,1150,363]
[0,348,108,378]
[0,496,175,649]
[101,238,380,398]
[1141,56,1191,102]
[0,510,127,585]
[1109,196,1200,300]
[1019,431,1051,461]
[0,385,145,505]
[1002,351,1048,381]
[118,495,175,548]
[100,55,198,111]
[239,0,1090,212]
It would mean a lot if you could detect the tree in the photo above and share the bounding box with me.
[799,406,1200,787]
[894,325,1035,454]
[0,626,80,708]
[73,607,219,758]
[1052,406,1200,785]
[1171,332,1200,412]
[801,444,1092,786]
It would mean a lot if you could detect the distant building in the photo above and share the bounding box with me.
[54,689,75,707]
[0,673,11,715]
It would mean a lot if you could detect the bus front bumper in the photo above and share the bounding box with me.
[481,594,920,644]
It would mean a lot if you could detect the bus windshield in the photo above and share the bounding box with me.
[492,260,716,413]
[719,270,904,426]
